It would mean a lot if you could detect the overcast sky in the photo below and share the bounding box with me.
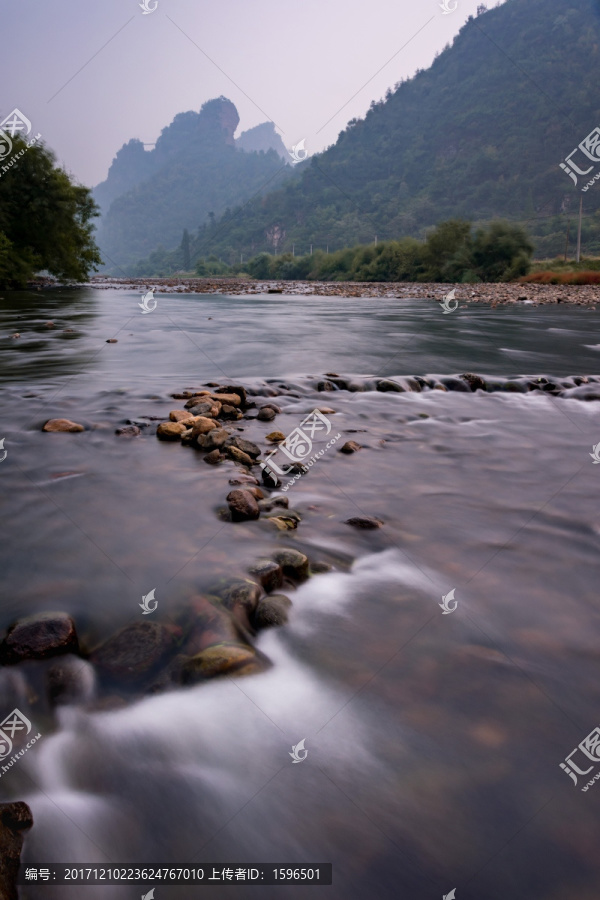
[2,0,504,188]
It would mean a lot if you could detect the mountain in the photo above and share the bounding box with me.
[236,122,289,161]
[177,0,600,265]
[93,97,290,270]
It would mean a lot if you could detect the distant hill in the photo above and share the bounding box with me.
[164,0,600,267]
[93,97,291,271]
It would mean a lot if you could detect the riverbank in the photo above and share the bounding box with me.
[27,277,600,306]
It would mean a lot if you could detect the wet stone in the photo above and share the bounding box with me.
[203,449,222,465]
[273,549,310,581]
[258,406,277,421]
[90,622,175,683]
[253,594,292,629]
[345,516,384,529]
[225,436,261,458]
[225,446,254,468]
[227,489,260,521]
[42,418,84,433]
[248,559,284,593]
[182,643,263,682]
[156,421,187,440]
[1,612,79,663]
[0,802,34,900]
[47,655,96,707]
[339,440,361,454]
[115,425,141,437]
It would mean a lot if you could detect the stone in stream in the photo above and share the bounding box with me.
[224,435,261,458]
[229,474,259,486]
[197,428,231,451]
[461,372,487,392]
[216,579,262,631]
[182,643,266,683]
[210,392,242,407]
[227,489,260,521]
[439,377,470,392]
[258,495,289,512]
[214,384,248,407]
[253,594,292,629]
[115,425,141,437]
[169,409,195,423]
[248,559,284,593]
[0,802,34,900]
[47,655,96,706]
[42,418,84,433]
[90,622,176,683]
[156,421,188,440]
[273,549,310,581]
[266,431,285,443]
[203,449,222,465]
[225,446,254,468]
[191,416,218,437]
[257,406,277,421]
[345,516,384,529]
[339,440,361,454]
[0,612,79,663]
[376,379,405,392]
[220,404,241,419]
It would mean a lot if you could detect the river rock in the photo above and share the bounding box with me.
[0,802,34,900]
[339,440,361,454]
[106,338,117,343]
[376,379,405,392]
[203,449,222,465]
[225,436,261,458]
[258,495,289,511]
[115,425,141,437]
[273,549,309,580]
[214,384,248,406]
[220,404,241,419]
[182,643,263,682]
[211,392,242,407]
[42,418,84,433]
[439,377,470,392]
[180,595,242,657]
[317,380,336,392]
[197,428,231,451]
[216,579,262,630]
[90,622,175,683]
[345,516,384,529]
[266,431,285,443]
[169,409,195,423]
[248,559,283,592]
[225,446,254,468]
[1,612,78,663]
[461,373,487,392]
[157,421,187,440]
[227,489,260,521]
[229,474,259,486]
[261,465,281,487]
[191,416,218,437]
[47,655,96,706]
[258,406,277,421]
[254,594,292,629]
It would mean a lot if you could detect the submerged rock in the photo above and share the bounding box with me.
[339,440,361,454]
[273,549,309,581]
[248,559,284,593]
[225,436,261,458]
[266,431,285,443]
[182,643,265,682]
[197,427,230,451]
[47,655,96,706]
[254,594,292,629]
[1,612,79,663]
[345,516,383,529]
[203,449,222,465]
[42,418,84,433]
[257,406,277,421]
[0,802,34,900]
[156,421,187,440]
[90,622,175,683]
[225,446,254,468]
[115,425,141,437]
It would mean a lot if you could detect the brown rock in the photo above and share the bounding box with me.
[1,612,78,663]
[213,384,248,406]
[273,549,309,580]
[91,622,175,683]
[115,425,141,437]
[182,643,263,682]
[248,559,283,593]
[261,402,281,413]
[191,416,218,437]
[42,418,84,433]
[47,655,96,706]
[258,495,289,512]
[225,446,254,468]
[339,440,361,454]
[156,421,187,440]
[106,338,118,343]
[266,431,285,443]
[203,449,222,464]
[254,594,292,628]
[229,474,259,486]
[210,392,242,407]
[197,427,230,451]
[225,436,261,458]
[227,489,260,521]
[180,595,241,655]
[169,409,195,423]
[345,516,383,529]
[0,802,34,900]
[258,407,277,421]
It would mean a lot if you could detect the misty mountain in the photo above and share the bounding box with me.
[93,97,291,270]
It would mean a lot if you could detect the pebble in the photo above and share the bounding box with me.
[227,489,260,521]
[156,421,187,440]
[266,431,285,443]
[339,440,361,454]
[1,611,79,663]
[258,407,277,421]
[248,560,284,593]
[203,449,222,465]
[273,549,309,580]
[254,594,292,628]
[91,622,175,683]
[345,516,384,529]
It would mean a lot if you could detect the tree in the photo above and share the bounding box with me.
[471,220,533,281]
[0,135,101,287]
[181,228,191,270]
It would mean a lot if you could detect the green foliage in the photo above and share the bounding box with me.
[243,219,533,283]
[195,255,231,277]
[0,136,101,288]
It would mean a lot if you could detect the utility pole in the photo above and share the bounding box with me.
[292,244,295,257]
[564,220,570,262]
[576,195,583,263]
[310,244,313,255]
[375,235,378,246]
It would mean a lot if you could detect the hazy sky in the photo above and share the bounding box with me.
[2,0,504,188]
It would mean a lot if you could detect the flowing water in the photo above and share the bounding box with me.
[1,289,600,899]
